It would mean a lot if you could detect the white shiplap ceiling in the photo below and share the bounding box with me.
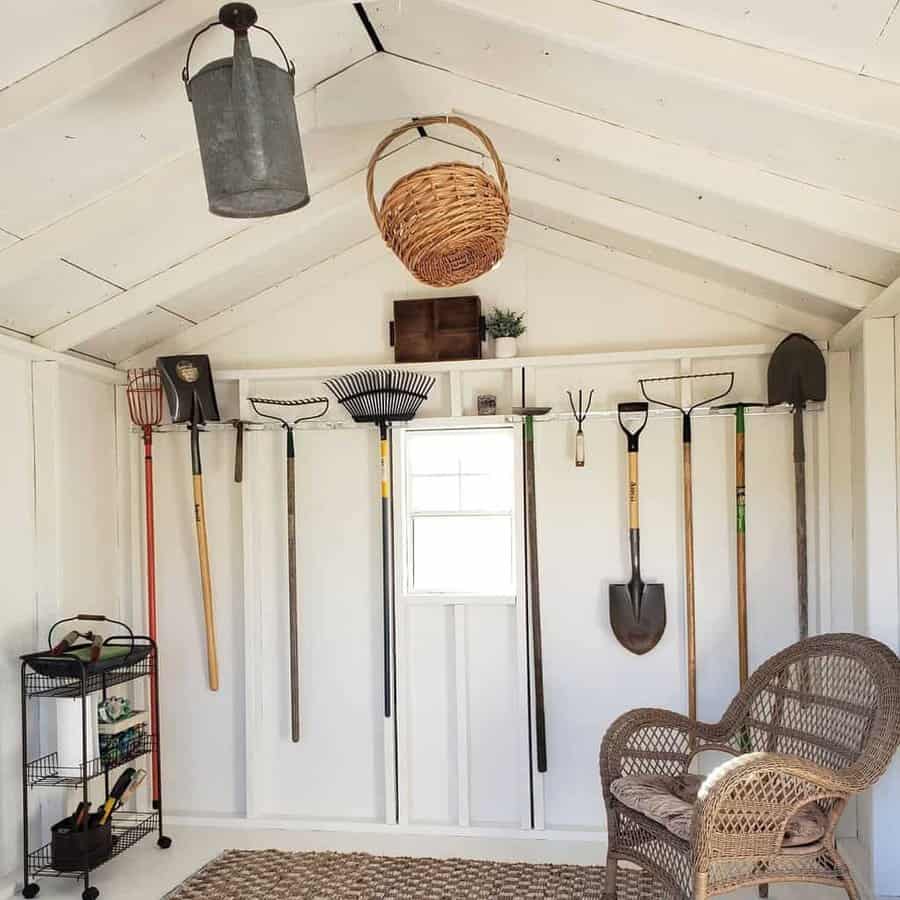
[2,0,900,365]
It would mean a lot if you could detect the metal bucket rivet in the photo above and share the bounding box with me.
[183,3,310,218]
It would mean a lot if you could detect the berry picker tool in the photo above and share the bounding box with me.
[125,368,163,802]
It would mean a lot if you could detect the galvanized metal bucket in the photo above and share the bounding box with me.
[183,3,310,218]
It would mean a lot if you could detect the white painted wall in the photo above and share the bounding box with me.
[141,242,838,834]
[0,349,120,886]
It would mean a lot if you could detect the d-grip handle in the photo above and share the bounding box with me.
[617,401,649,452]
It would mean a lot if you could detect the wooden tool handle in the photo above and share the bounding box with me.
[193,473,219,692]
[683,441,696,722]
[792,407,808,640]
[628,451,639,529]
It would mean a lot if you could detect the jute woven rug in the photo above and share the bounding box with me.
[164,849,668,899]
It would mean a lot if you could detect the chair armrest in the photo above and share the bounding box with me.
[692,753,851,862]
[600,707,721,794]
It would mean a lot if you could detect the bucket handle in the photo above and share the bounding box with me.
[182,20,295,99]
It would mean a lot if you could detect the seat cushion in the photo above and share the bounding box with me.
[610,773,827,847]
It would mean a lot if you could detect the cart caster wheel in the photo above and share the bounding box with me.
[82,887,99,900]
[22,884,39,898]
[157,836,172,849]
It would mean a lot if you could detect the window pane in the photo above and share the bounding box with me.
[460,472,512,513]
[412,516,513,594]
[410,474,459,512]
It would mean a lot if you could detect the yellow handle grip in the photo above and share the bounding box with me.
[628,451,639,528]
[193,474,219,692]
[380,439,390,499]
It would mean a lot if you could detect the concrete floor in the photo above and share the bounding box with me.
[24,825,850,900]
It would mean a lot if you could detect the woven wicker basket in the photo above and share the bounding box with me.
[366,116,510,288]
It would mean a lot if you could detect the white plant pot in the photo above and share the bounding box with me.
[494,336,518,359]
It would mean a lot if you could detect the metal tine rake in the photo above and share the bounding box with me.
[639,370,734,722]
[248,395,329,743]
[125,368,163,804]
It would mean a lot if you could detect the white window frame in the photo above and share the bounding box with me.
[395,424,520,606]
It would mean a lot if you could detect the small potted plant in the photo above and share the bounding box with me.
[485,306,526,359]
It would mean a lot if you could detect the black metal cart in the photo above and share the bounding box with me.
[20,616,171,900]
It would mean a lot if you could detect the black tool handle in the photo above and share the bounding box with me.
[286,427,300,742]
[792,405,808,639]
[234,422,244,483]
[617,402,649,452]
[379,421,394,719]
[523,417,547,773]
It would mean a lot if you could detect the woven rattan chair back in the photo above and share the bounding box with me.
[724,634,900,789]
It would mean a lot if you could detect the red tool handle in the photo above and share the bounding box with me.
[143,426,161,805]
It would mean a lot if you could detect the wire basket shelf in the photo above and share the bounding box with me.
[23,654,155,700]
[26,732,155,788]
[27,810,159,880]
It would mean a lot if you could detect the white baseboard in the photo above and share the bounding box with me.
[165,814,607,844]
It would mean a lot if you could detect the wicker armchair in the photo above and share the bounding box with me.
[600,634,900,899]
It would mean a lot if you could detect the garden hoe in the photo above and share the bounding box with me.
[610,402,665,655]
[157,355,221,692]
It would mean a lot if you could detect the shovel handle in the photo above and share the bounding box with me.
[628,451,639,529]
[193,474,219,692]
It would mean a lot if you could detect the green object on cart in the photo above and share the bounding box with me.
[66,645,131,663]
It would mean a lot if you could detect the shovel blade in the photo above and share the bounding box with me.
[609,582,666,655]
[157,355,221,424]
[767,333,826,406]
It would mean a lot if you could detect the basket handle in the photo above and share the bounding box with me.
[365,115,509,227]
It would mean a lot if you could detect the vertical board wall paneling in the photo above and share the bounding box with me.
[0,351,36,879]
[138,345,829,836]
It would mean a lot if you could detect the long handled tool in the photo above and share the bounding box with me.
[324,371,435,728]
[157,355,221,692]
[640,372,733,721]
[767,334,826,642]
[713,401,766,686]
[513,405,552,774]
[125,368,163,803]
[248,396,329,743]
[610,402,666,655]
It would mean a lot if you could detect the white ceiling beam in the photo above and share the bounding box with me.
[484,148,876,315]
[508,219,838,340]
[831,278,900,350]
[33,133,876,353]
[317,53,900,259]
[0,0,359,129]
[123,237,385,368]
[30,139,450,352]
[442,0,900,135]
[127,214,836,369]
[0,0,212,129]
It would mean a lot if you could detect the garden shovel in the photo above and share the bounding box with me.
[767,333,826,641]
[157,354,221,691]
[610,402,666,655]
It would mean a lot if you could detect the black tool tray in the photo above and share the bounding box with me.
[21,615,151,681]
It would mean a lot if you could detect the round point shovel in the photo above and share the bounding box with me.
[610,402,666,655]
[767,333,826,641]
